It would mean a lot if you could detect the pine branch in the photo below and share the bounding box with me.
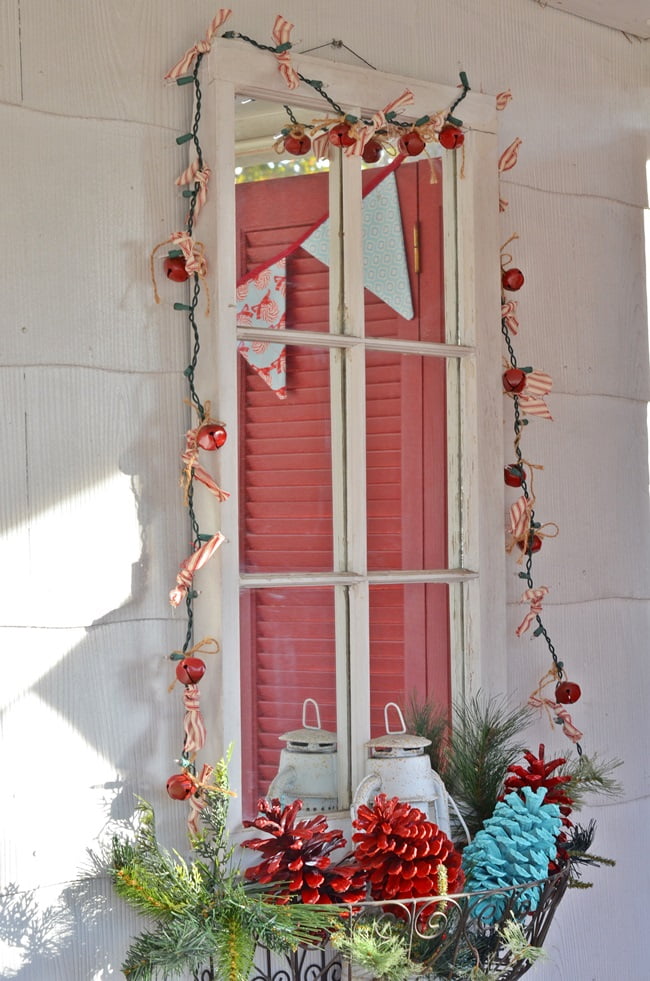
[121,920,216,980]
[445,695,534,836]
[557,753,623,809]
[499,915,546,965]
[407,697,450,776]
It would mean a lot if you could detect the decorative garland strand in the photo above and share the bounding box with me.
[497,126,583,754]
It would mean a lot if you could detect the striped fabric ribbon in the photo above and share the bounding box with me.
[271,15,299,89]
[187,763,214,836]
[498,137,523,173]
[169,533,225,608]
[496,90,513,111]
[181,456,230,504]
[518,369,553,419]
[169,232,206,277]
[528,694,583,744]
[183,684,207,756]
[501,299,519,334]
[346,88,415,156]
[515,585,549,637]
[507,493,534,547]
[164,8,232,80]
[175,161,212,223]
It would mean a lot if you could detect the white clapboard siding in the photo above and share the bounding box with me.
[0,0,648,979]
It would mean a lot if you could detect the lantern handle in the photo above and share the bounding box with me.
[383,702,407,734]
[302,697,322,730]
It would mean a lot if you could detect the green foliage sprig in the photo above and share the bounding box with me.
[331,918,421,981]
[408,693,535,839]
[103,764,337,981]
[558,752,623,809]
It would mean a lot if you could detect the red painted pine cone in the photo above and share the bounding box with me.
[352,794,464,901]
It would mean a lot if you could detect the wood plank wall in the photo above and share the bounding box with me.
[0,1,648,978]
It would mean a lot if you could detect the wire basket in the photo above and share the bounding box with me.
[193,864,570,981]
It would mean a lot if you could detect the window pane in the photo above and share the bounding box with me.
[240,586,337,817]
[363,158,445,343]
[235,149,331,336]
[369,582,450,737]
[366,350,448,571]
[238,344,334,573]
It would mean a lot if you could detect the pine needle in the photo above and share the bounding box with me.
[499,915,547,964]
[558,753,623,809]
[445,694,534,836]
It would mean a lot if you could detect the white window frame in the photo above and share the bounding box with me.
[194,40,506,827]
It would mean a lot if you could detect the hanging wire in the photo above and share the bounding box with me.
[299,38,377,70]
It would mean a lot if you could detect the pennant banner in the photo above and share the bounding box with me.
[236,259,287,398]
[302,171,414,320]
[235,161,413,397]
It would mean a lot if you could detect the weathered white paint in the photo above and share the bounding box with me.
[0,1,648,979]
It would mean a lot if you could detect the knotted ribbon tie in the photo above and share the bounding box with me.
[182,684,207,757]
[501,299,519,335]
[517,369,554,420]
[528,669,583,745]
[169,533,225,608]
[187,763,214,836]
[515,585,549,637]
[175,160,212,224]
[345,88,415,156]
[498,137,523,173]
[496,90,513,111]
[506,493,535,556]
[164,8,232,80]
[271,15,299,89]
[506,493,558,560]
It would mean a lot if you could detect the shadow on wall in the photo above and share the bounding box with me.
[0,873,133,978]
[1,375,197,976]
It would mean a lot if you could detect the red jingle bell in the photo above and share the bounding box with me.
[197,422,227,451]
[504,464,526,487]
[362,138,383,164]
[502,267,525,291]
[439,125,465,150]
[398,130,426,157]
[284,133,311,156]
[164,256,190,283]
[329,122,356,147]
[518,533,542,554]
[175,656,206,685]
[503,368,527,393]
[166,772,195,800]
[555,681,581,705]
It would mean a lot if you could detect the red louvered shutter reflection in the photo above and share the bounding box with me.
[237,162,449,812]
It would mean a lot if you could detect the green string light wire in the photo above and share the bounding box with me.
[502,315,582,756]
[173,52,210,661]
[223,30,470,130]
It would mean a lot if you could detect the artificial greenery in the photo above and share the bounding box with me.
[104,760,337,981]
[558,752,623,808]
[408,693,535,838]
[331,918,421,981]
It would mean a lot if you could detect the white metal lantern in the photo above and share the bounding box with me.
[351,702,451,835]
[267,698,338,813]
